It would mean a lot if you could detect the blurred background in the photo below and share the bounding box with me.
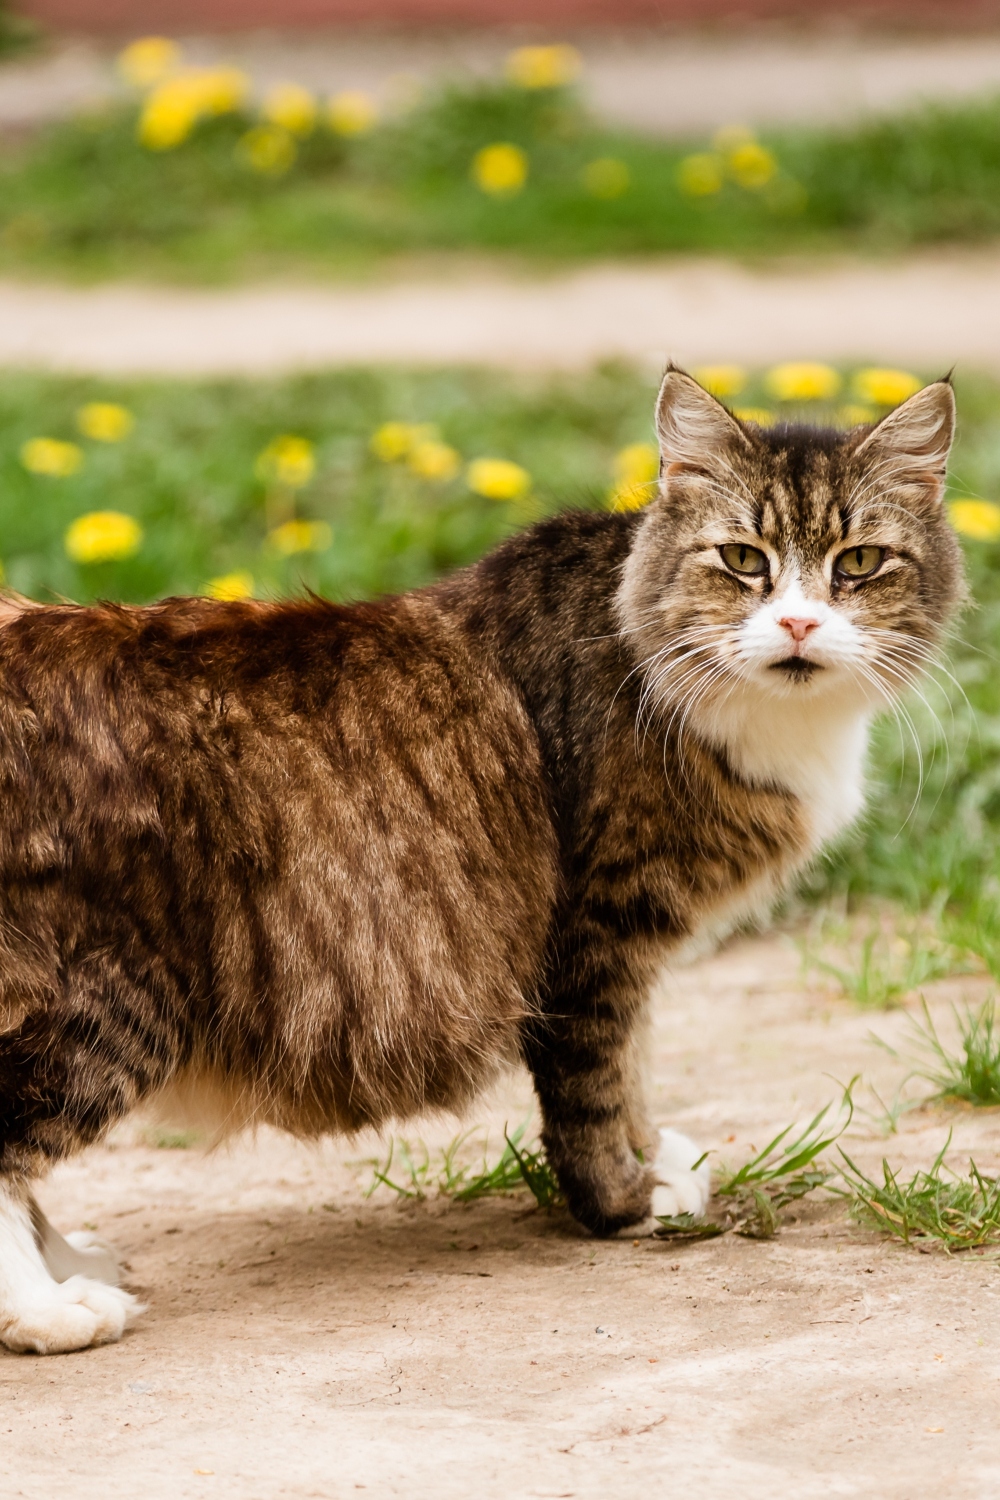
[0,0,998,983]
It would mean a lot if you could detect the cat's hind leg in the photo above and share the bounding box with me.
[0,1178,142,1355]
[31,1198,122,1288]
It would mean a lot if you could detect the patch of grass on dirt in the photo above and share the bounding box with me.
[890,997,1000,1106]
[801,911,963,1010]
[841,1136,1000,1251]
[361,1123,562,1209]
[9,71,1000,279]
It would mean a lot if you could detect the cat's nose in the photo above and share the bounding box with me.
[778,615,821,643]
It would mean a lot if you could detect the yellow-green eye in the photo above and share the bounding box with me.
[720,543,768,577]
[836,545,884,579]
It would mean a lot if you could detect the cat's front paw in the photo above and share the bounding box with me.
[1,1277,143,1355]
[620,1128,712,1238]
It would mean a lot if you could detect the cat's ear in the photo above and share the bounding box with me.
[654,368,749,475]
[854,380,956,500]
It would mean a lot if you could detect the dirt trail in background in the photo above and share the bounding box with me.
[5,934,999,1500]
[3,250,1000,376]
[7,29,1000,136]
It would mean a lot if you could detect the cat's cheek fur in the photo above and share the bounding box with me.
[0,1183,142,1354]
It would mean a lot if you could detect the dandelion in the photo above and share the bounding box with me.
[255,435,315,489]
[263,82,318,138]
[65,511,142,564]
[76,402,134,443]
[239,125,297,176]
[608,443,659,511]
[370,422,435,462]
[467,457,531,501]
[765,363,841,402]
[21,437,83,477]
[408,440,460,482]
[207,571,254,600]
[731,407,776,426]
[472,143,528,197]
[948,499,1000,542]
[581,157,630,200]
[727,141,777,189]
[137,67,249,150]
[853,368,923,407]
[327,91,378,137]
[117,36,180,89]
[678,153,723,197]
[505,44,582,90]
[693,364,747,398]
[266,520,332,556]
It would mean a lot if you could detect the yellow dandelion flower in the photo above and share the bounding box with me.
[196,67,250,115]
[694,364,747,399]
[472,143,528,197]
[505,44,582,90]
[408,440,461,482]
[765,363,841,402]
[731,407,776,426]
[137,67,249,151]
[678,153,723,197]
[614,443,659,486]
[853,368,923,407]
[76,402,134,443]
[263,82,318,138]
[207,571,254,601]
[266,520,333,556]
[727,141,777,190]
[609,482,655,512]
[21,437,83,477]
[327,90,378,137]
[65,510,142,564]
[581,157,630,200]
[948,499,1000,542]
[255,435,315,489]
[238,125,297,176]
[369,422,435,462]
[467,457,531,501]
[117,36,180,89]
[837,404,876,427]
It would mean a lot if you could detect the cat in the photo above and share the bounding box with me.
[0,369,962,1355]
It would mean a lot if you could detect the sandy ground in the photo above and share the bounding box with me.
[7,28,1000,136]
[4,249,1000,376]
[4,932,999,1499]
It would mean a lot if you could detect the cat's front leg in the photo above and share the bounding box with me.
[525,976,709,1236]
[0,1180,143,1355]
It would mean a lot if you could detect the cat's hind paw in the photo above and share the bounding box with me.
[1,1277,143,1355]
[649,1127,711,1220]
[63,1231,122,1287]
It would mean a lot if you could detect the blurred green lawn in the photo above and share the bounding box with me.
[0,360,997,969]
[6,79,1000,279]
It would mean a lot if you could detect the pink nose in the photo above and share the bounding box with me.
[779,615,820,644]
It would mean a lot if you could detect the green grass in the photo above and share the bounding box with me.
[8,77,1000,279]
[801,911,962,1010]
[361,1123,562,1209]
[841,1136,1000,1252]
[886,997,1000,1106]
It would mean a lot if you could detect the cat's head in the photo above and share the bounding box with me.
[617,367,965,731]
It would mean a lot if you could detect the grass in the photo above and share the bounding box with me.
[0,357,996,955]
[841,1136,1000,1252]
[9,77,1000,279]
[362,1123,562,1210]
[886,997,1000,1107]
[801,910,962,1010]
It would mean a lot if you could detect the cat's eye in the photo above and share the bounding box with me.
[836,546,885,580]
[720,543,769,578]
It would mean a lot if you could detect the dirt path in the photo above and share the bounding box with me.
[4,250,1000,376]
[7,29,1000,136]
[5,933,998,1499]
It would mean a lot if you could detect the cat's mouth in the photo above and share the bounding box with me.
[769,657,822,680]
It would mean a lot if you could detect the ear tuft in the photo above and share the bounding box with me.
[655,368,748,472]
[855,380,956,490]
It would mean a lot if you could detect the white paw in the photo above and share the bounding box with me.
[650,1127,711,1218]
[63,1232,121,1287]
[1,1277,143,1355]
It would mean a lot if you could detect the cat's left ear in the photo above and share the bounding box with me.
[854,380,956,501]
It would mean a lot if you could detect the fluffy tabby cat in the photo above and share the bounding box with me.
[0,370,962,1355]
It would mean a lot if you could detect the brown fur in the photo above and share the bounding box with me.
[0,373,964,1242]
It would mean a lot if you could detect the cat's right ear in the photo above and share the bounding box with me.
[655,368,749,476]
